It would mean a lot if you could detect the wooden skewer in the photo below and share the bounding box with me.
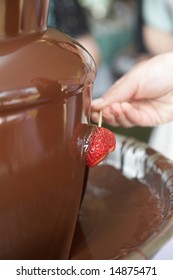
[98,111,102,127]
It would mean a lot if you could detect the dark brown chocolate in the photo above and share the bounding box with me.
[70,165,164,260]
[0,0,96,259]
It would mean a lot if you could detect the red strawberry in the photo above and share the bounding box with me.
[86,127,116,167]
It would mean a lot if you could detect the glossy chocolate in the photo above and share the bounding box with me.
[0,0,96,259]
[70,134,173,260]
[70,165,164,260]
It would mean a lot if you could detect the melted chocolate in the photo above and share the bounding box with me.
[1,0,171,261]
[70,165,164,260]
[0,0,96,259]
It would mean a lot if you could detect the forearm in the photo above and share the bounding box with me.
[143,26,173,55]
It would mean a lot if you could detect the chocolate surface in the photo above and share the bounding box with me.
[0,0,96,259]
[70,165,164,260]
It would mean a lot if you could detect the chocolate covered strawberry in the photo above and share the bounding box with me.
[86,127,116,167]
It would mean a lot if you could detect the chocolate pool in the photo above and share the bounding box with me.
[70,135,173,260]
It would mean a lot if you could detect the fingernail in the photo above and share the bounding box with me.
[91,98,104,107]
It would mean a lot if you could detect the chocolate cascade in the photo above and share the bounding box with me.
[0,0,96,259]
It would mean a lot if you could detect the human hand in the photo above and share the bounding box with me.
[91,52,173,127]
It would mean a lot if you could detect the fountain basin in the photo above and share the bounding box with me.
[70,134,173,260]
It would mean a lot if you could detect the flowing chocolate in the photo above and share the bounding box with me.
[0,0,96,259]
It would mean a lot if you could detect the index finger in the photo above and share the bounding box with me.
[91,72,138,111]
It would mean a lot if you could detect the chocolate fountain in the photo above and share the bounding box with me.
[1,0,173,260]
[0,0,96,259]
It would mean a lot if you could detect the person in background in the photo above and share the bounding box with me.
[48,0,101,66]
[142,0,173,55]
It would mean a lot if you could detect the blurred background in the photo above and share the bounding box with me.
[80,0,137,68]
[48,0,152,142]
[78,0,152,142]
